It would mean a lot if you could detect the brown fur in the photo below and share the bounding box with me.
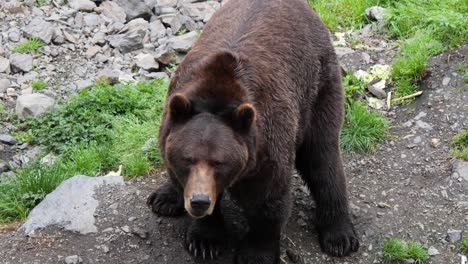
[148,0,360,262]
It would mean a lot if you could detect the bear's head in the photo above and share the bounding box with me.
[163,51,257,218]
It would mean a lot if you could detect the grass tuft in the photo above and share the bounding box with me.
[340,100,388,153]
[31,79,47,91]
[462,236,468,255]
[383,239,429,263]
[451,130,468,160]
[391,31,444,98]
[340,72,389,153]
[13,37,45,54]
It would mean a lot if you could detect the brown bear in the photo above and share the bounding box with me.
[147,0,359,263]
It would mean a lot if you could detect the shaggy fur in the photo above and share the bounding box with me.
[147,0,360,263]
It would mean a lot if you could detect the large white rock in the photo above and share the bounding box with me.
[69,0,96,12]
[21,175,124,236]
[15,93,55,118]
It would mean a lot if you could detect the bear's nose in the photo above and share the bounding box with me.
[190,194,211,212]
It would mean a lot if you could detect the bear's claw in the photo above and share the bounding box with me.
[318,220,360,257]
[187,239,220,260]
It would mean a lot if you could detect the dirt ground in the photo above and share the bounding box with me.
[0,41,466,264]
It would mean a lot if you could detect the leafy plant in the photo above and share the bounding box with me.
[20,80,167,153]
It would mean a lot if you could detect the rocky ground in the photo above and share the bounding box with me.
[0,0,467,264]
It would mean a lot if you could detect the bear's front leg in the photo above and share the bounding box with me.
[234,194,289,264]
[147,180,185,217]
[185,196,226,260]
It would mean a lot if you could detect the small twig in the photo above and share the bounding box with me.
[287,237,296,247]
[391,91,423,102]
[386,91,392,110]
[280,256,287,264]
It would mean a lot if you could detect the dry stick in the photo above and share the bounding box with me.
[280,256,287,263]
[287,237,296,247]
[387,91,392,110]
[392,91,423,102]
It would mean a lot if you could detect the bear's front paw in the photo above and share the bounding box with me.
[318,220,359,257]
[185,220,225,260]
[146,183,185,217]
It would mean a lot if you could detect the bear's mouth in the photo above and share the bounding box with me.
[183,161,217,218]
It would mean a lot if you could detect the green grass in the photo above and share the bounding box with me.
[391,31,444,97]
[341,100,388,153]
[451,130,468,160]
[0,80,168,222]
[31,79,47,91]
[383,239,429,263]
[0,102,4,114]
[385,0,468,98]
[340,73,389,153]
[308,0,389,30]
[462,236,468,255]
[13,37,44,54]
[36,0,51,6]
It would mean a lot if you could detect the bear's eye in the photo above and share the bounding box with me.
[211,160,225,167]
[182,157,194,164]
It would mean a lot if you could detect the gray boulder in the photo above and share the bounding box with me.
[0,57,10,73]
[108,18,149,53]
[134,53,159,71]
[69,0,96,12]
[23,17,55,44]
[0,134,17,145]
[21,175,124,236]
[167,31,198,53]
[149,19,167,42]
[113,0,152,21]
[99,1,126,23]
[365,6,386,22]
[179,1,220,22]
[16,93,55,119]
[9,53,33,73]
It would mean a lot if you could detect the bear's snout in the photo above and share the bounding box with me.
[184,161,217,218]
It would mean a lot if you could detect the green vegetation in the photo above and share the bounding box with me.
[383,239,429,263]
[310,0,467,100]
[451,130,468,160]
[386,0,467,98]
[390,32,443,97]
[0,102,4,114]
[31,79,47,91]
[13,37,45,54]
[461,236,468,255]
[340,73,388,153]
[308,0,388,30]
[0,80,168,222]
[36,0,51,6]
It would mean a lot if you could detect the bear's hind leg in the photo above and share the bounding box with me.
[295,61,359,257]
[147,180,185,217]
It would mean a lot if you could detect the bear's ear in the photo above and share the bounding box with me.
[233,103,256,130]
[169,93,193,122]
